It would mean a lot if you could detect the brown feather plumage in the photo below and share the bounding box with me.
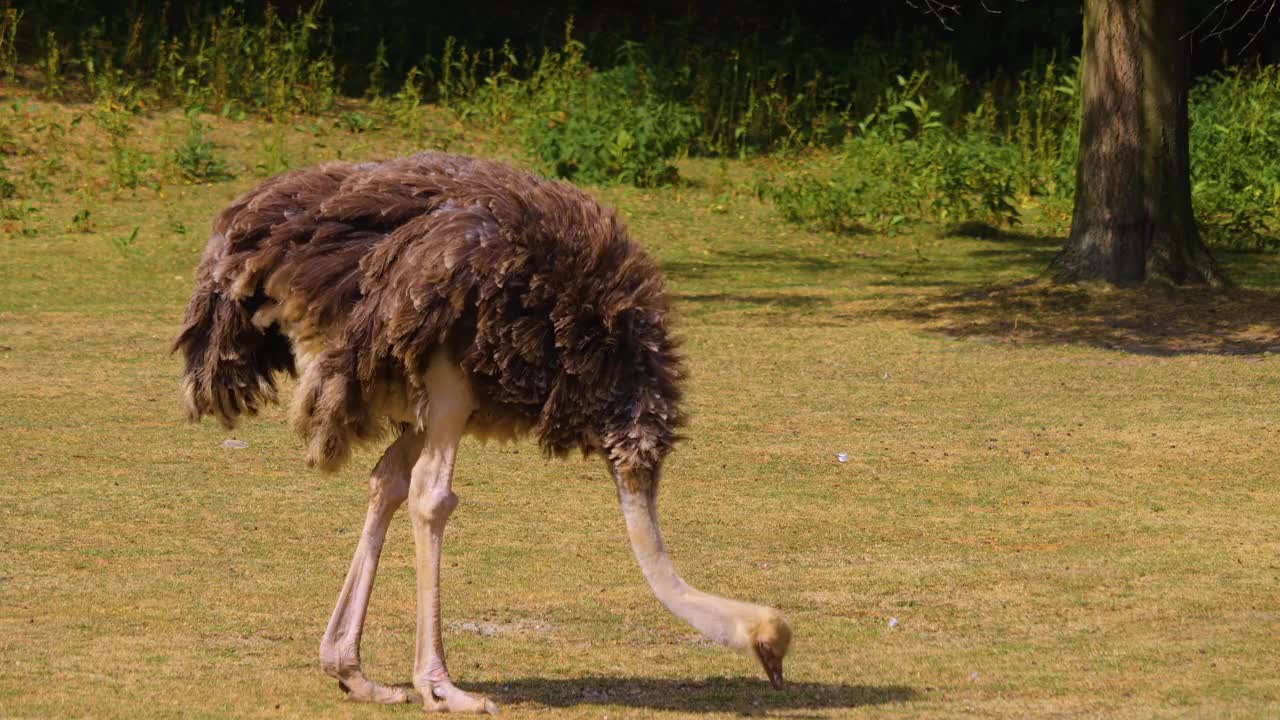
[174,152,684,475]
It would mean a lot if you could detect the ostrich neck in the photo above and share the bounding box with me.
[617,487,756,648]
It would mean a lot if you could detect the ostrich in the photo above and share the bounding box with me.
[174,152,790,714]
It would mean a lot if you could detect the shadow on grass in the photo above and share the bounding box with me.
[470,676,916,713]
[960,232,1061,267]
[890,279,1280,356]
[662,229,1065,291]
[888,230,1280,356]
[676,292,833,312]
[661,225,1280,355]
[662,247,849,280]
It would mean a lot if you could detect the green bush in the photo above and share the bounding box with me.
[930,137,1020,226]
[0,161,17,200]
[1190,63,1280,251]
[254,126,291,177]
[523,65,698,187]
[455,27,698,187]
[172,110,233,183]
[768,132,1018,234]
[337,111,379,133]
[766,74,1019,233]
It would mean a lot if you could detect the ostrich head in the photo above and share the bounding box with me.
[749,605,792,689]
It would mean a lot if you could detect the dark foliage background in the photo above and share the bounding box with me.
[8,0,1278,94]
[3,0,1277,245]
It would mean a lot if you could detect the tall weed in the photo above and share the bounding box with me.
[390,66,425,136]
[104,2,339,118]
[92,87,155,191]
[0,9,19,82]
[255,125,291,176]
[1005,52,1080,202]
[39,31,64,98]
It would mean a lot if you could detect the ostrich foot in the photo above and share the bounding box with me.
[416,680,499,715]
[333,672,413,704]
[322,647,411,704]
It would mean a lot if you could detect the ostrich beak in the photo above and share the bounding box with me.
[754,641,785,690]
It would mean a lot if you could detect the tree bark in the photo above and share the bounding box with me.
[1049,0,1228,287]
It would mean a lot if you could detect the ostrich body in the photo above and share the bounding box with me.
[175,152,790,713]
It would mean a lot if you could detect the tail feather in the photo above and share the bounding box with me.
[174,278,295,428]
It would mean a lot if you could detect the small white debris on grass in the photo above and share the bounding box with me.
[835,453,849,463]
[888,617,899,629]
[221,439,248,449]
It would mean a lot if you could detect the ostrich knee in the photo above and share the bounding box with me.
[409,485,458,530]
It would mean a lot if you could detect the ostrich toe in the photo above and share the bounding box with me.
[335,674,413,704]
[417,681,499,715]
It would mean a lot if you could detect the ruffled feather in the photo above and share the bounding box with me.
[175,152,684,475]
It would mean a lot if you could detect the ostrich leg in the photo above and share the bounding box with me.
[320,430,425,703]
[408,353,497,714]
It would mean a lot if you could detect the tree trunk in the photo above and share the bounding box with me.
[1049,0,1227,287]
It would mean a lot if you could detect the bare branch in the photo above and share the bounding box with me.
[1185,0,1280,51]
[905,0,962,31]
[906,0,1033,30]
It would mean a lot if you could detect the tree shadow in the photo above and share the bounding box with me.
[890,278,1280,356]
[468,676,917,713]
[662,247,848,281]
[675,292,833,312]
[656,223,1280,355]
[961,232,1061,266]
[662,228,1066,289]
[880,227,1280,356]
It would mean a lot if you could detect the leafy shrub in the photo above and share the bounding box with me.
[70,208,94,233]
[766,75,1020,233]
[337,111,379,133]
[930,138,1020,226]
[255,126,291,177]
[457,26,698,187]
[524,65,698,187]
[1190,63,1280,251]
[768,133,1018,233]
[142,2,337,118]
[172,110,232,183]
[2,198,40,236]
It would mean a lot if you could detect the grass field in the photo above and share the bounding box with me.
[2,93,1279,719]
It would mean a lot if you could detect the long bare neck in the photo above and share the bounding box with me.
[616,482,764,648]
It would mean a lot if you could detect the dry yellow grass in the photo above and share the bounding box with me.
[2,92,1278,718]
